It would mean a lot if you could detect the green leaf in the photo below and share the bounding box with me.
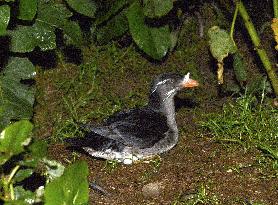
[9,26,36,52]
[19,140,48,167]
[45,161,89,205]
[0,5,10,36]
[233,52,247,83]
[126,1,171,60]
[62,21,83,46]
[10,3,72,52]
[95,0,128,25]
[0,57,36,130]
[18,0,38,20]
[208,26,237,62]
[0,120,33,164]
[36,2,83,47]
[37,3,72,28]
[32,21,56,51]
[29,140,48,159]
[43,159,65,181]
[3,57,35,79]
[143,0,173,18]
[13,186,36,203]
[9,22,56,53]
[97,11,128,44]
[14,169,34,182]
[65,0,96,18]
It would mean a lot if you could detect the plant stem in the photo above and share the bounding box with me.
[238,1,278,96]
[230,2,239,44]
[3,165,20,200]
[274,0,278,18]
[7,165,20,184]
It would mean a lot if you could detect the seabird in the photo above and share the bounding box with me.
[66,73,199,164]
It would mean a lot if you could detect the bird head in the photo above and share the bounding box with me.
[150,73,199,101]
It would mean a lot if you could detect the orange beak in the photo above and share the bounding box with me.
[180,73,199,88]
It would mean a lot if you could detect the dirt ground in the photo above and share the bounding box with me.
[46,89,278,205]
[48,107,278,204]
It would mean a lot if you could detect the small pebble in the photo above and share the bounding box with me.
[142,181,164,198]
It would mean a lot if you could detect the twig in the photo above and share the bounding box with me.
[90,181,110,196]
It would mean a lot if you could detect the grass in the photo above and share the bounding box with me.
[50,59,130,141]
[172,184,220,205]
[140,156,162,182]
[50,60,100,141]
[103,160,119,174]
[201,89,278,170]
[172,183,267,205]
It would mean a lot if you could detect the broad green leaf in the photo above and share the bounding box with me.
[143,0,173,18]
[0,5,10,36]
[95,0,128,25]
[97,12,128,44]
[65,0,96,18]
[9,26,36,52]
[0,58,36,130]
[43,159,65,180]
[45,161,89,205]
[13,186,36,203]
[36,2,83,47]
[233,52,247,83]
[9,22,56,53]
[18,0,38,20]
[37,3,72,28]
[14,169,34,182]
[3,56,36,79]
[0,120,33,164]
[127,1,171,60]
[32,21,56,51]
[62,21,83,46]
[0,77,35,116]
[208,26,237,62]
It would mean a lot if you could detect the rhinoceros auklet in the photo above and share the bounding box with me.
[66,73,199,164]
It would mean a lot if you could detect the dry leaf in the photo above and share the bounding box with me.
[271,18,278,50]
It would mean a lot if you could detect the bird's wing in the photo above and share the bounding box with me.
[103,108,170,148]
[80,108,169,149]
[82,124,125,142]
[104,108,137,124]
